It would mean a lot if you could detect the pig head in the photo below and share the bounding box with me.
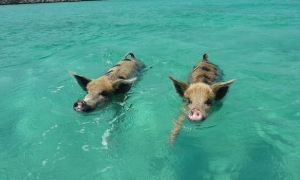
[169,76,235,121]
[70,53,145,112]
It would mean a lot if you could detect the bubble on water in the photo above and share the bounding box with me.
[87,53,93,58]
[82,145,89,151]
[51,86,64,93]
[93,117,100,124]
[51,124,58,129]
[40,124,59,137]
[58,156,66,161]
[42,160,47,166]
[106,60,112,64]
[117,101,125,106]
[78,128,85,133]
[100,166,112,173]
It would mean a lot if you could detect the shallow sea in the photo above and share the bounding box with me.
[1,0,300,179]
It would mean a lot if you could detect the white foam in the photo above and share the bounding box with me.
[109,117,118,124]
[101,129,110,149]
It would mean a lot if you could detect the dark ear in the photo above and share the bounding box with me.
[211,79,235,100]
[169,75,189,97]
[124,52,135,59]
[69,71,92,92]
[112,77,137,94]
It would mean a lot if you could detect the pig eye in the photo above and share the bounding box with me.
[99,91,108,97]
[187,98,192,104]
[205,99,212,107]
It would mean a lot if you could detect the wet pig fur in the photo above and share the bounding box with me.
[70,52,145,112]
[168,54,235,143]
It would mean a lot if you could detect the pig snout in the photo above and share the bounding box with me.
[73,100,86,112]
[188,108,204,121]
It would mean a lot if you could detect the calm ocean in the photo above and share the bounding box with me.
[1,0,300,179]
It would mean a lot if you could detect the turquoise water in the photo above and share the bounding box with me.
[1,0,300,179]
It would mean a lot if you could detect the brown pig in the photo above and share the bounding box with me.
[70,52,145,112]
[169,53,235,143]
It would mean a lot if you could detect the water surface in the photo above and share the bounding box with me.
[1,0,300,179]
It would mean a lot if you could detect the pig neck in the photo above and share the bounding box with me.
[189,59,224,85]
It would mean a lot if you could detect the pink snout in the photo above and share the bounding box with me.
[188,108,203,121]
[73,100,86,112]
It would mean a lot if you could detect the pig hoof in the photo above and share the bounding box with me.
[73,100,85,112]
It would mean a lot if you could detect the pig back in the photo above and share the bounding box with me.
[104,56,145,80]
[189,59,223,85]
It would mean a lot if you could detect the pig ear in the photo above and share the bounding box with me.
[169,75,189,97]
[112,77,137,94]
[69,71,92,92]
[211,79,235,100]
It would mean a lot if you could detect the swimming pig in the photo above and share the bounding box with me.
[71,52,145,112]
[168,54,235,143]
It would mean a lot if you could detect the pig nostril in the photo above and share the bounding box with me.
[73,102,80,108]
[73,100,85,110]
